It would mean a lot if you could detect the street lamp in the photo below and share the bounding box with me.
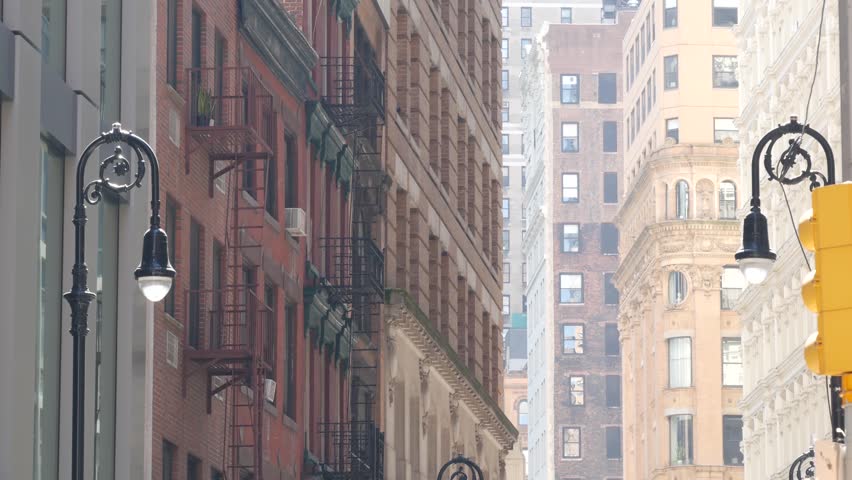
[64,123,175,480]
[735,116,835,284]
[436,455,485,480]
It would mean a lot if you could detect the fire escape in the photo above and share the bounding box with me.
[314,25,387,480]
[182,66,276,480]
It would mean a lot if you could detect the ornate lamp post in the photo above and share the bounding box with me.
[735,116,844,449]
[436,456,485,480]
[64,123,175,480]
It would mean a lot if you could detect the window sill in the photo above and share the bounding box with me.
[161,312,184,331]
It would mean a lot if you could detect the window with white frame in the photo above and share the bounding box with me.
[521,7,532,27]
[561,75,579,104]
[502,39,509,59]
[521,38,532,58]
[561,7,572,24]
[502,102,509,122]
[502,198,510,220]
[503,262,510,284]
[502,70,509,90]
[503,230,509,252]
[668,337,692,387]
[560,273,583,303]
[562,224,580,253]
[502,166,509,186]
[562,122,579,152]
[518,400,528,425]
[562,427,581,458]
[721,266,744,310]
[569,376,584,405]
[562,173,579,202]
[502,134,510,154]
[563,324,584,354]
[722,338,743,386]
[501,7,508,27]
[714,118,738,143]
[670,415,694,465]
[502,295,510,315]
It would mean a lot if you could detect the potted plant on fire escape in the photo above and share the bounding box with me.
[195,88,217,127]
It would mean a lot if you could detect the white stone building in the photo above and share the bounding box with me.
[735,1,842,478]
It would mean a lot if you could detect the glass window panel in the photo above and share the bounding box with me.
[675,179,688,218]
[501,7,508,27]
[713,56,739,88]
[606,376,621,407]
[721,266,744,309]
[561,122,579,152]
[668,337,692,387]
[670,415,694,465]
[569,376,584,405]
[561,75,579,104]
[561,8,572,24]
[42,0,67,77]
[562,224,579,253]
[606,426,622,458]
[604,172,618,203]
[723,415,744,465]
[715,118,739,143]
[664,55,678,89]
[722,338,743,386]
[605,324,620,355]
[603,121,618,152]
[562,325,584,354]
[563,427,581,458]
[668,271,688,305]
[521,7,531,27]
[518,400,528,425]
[560,274,583,303]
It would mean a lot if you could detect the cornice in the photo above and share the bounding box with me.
[385,289,519,450]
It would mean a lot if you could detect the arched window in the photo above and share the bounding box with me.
[668,271,688,306]
[675,180,689,219]
[518,400,529,425]
[719,181,736,219]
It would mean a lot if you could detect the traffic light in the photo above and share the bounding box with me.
[801,183,852,376]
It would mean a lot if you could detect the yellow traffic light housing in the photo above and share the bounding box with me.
[801,183,852,376]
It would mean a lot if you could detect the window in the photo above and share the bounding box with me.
[503,230,510,252]
[502,103,509,122]
[518,400,529,425]
[563,325,584,354]
[188,220,202,348]
[502,167,509,186]
[502,39,509,59]
[501,7,508,27]
[502,70,509,90]
[668,337,692,387]
[675,179,688,218]
[723,416,744,465]
[266,155,278,218]
[502,198,510,219]
[522,167,527,189]
[284,303,297,417]
[214,33,226,126]
[603,121,618,152]
[503,295,510,315]
[668,271,688,306]
[560,274,583,304]
[719,181,737,220]
[714,117,738,144]
[166,0,178,87]
[191,9,202,73]
[664,0,677,28]
[664,55,678,89]
[561,122,579,152]
[562,427,581,458]
[599,73,617,104]
[713,56,738,88]
[187,455,201,480]
[606,376,621,408]
[666,117,680,143]
[521,38,532,58]
[562,224,580,253]
[523,448,529,476]
[722,338,743,386]
[502,134,510,154]
[561,7,573,24]
[522,263,527,285]
[503,263,510,283]
[721,266,744,310]
[42,0,67,77]
[561,75,579,104]
[670,415,694,465]
[604,273,619,305]
[284,136,298,208]
[521,7,532,27]
[606,426,622,459]
[264,283,277,378]
[604,172,618,203]
[162,441,176,480]
[211,469,225,480]
[569,376,584,405]
[713,0,738,27]
[605,324,620,355]
[562,173,579,202]
[164,198,178,316]
[601,223,618,255]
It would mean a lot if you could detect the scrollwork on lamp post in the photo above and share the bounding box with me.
[436,455,486,480]
[64,123,176,480]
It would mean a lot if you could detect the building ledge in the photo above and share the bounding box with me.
[385,289,519,449]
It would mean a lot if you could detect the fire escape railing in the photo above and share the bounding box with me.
[316,421,385,480]
[319,55,386,129]
[319,237,385,303]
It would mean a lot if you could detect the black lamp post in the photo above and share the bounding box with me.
[436,455,485,480]
[64,123,175,480]
[736,116,843,444]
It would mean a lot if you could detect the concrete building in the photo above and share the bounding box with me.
[0,0,159,478]
[520,13,631,480]
[735,1,841,478]
[381,0,519,472]
[612,1,745,479]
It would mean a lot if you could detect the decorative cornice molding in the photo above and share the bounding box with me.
[385,289,519,450]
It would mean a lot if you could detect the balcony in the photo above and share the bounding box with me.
[185,66,275,158]
[318,55,385,130]
[316,421,385,480]
[319,237,385,304]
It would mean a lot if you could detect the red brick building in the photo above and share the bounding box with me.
[152,0,386,478]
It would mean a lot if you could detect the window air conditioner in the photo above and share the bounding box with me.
[284,208,308,237]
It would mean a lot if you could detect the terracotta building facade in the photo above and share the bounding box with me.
[521,15,631,480]
[613,1,745,479]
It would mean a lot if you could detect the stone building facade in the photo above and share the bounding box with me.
[521,14,631,480]
[613,1,745,479]
[734,1,841,478]
[381,0,519,475]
